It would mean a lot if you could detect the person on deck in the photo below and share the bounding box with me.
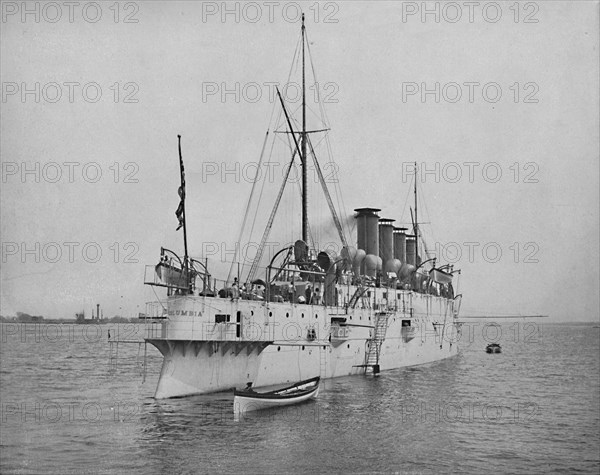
[313,287,321,305]
[305,283,312,305]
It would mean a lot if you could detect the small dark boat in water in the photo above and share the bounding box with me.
[233,376,320,413]
[486,343,502,353]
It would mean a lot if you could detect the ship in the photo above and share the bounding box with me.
[143,15,463,399]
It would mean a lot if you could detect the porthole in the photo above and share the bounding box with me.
[278,346,281,351]
[301,313,304,318]
[286,312,289,318]
[251,311,254,316]
[315,314,318,319]
[302,345,305,350]
[269,311,272,317]
[347,344,350,348]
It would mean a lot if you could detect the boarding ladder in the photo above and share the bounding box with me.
[362,312,391,374]
[319,344,328,378]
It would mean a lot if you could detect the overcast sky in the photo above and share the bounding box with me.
[1,1,598,322]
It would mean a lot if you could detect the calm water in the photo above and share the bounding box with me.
[1,321,598,474]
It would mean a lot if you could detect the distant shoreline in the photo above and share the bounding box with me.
[0,317,144,324]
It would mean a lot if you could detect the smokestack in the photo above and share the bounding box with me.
[378,218,395,267]
[394,227,407,264]
[96,304,100,321]
[406,235,416,267]
[355,208,380,256]
[355,208,380,274]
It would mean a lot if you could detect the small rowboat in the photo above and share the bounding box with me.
[233,376,320,414]
[486,343,502,353]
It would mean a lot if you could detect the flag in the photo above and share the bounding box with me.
[175,186,184,230]
[175,153,185,230]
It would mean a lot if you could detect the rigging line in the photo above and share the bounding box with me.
[248,152,298,282]
[298,130,331,245]
[242,35,301,274]
[417,177,436,261]
[307,128,329,150]
[300,30,327,132]
[307,136,349,249]
[414,200,431,260]
[306,40,350,241]
[307,44,349,241]
[305,29,352,248]
[399,171,414,226]
[274,104,302,138]
[305,32,347,220]
[266,32,301,152]
[305,32,331,129]
[284,122,317,252]
[245,130,279,275]
[265,34,300,138]
[277,116,306,250]
[285,129,304,245]
[273,31,301,134]
[219,258,261,271]
[150,285,167,312]
[293,157,317,251]
[269,36,302,131]
[308,130,349,240]
[326,134,352,240]
[418,179,437,261]
[274,36,300,126]
[227,130,270,284]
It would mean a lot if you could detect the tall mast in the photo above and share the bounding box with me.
[414,161,418,263]
[301,13,308,243]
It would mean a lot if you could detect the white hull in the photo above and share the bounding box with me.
[146,291,461,399]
